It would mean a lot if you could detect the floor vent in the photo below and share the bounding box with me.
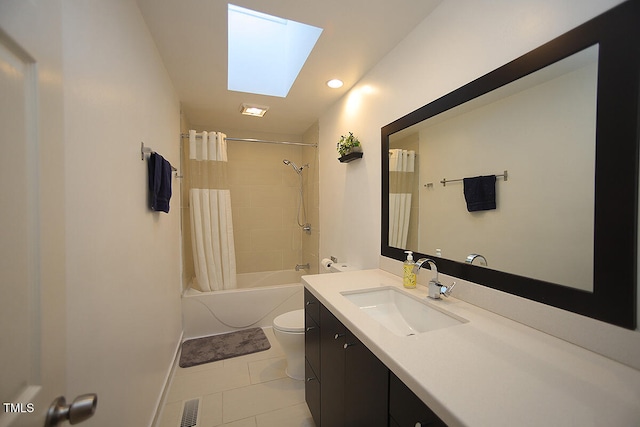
[179,398,200,427]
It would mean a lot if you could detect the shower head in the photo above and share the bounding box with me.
[283,159,303,174]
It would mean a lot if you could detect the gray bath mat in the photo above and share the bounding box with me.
[179,328,271,368]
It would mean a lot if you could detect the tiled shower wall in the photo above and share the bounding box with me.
[180,122,320,288]
[301,122,320,275]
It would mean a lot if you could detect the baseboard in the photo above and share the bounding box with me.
[150,331,184,427]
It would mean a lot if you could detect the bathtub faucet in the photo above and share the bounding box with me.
[295,263,310,271]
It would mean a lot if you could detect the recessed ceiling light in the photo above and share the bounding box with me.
[327,79,344,89]
[240,103,269,117]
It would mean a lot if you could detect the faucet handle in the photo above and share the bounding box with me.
[441,281,456,297]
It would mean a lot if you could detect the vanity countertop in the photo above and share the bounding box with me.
[302,269,640,427]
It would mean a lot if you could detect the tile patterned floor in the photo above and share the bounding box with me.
[157,327,315,427]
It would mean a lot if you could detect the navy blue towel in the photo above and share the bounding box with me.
[148,152,172,213]
[463,175,496,212]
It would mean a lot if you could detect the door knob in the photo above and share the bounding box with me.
[45,393,97,426]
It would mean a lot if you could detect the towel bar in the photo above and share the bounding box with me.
[440,170,508,187]
[141,142,177,172]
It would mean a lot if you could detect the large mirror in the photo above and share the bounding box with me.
[390,45,598,291]
[381,0,639,329]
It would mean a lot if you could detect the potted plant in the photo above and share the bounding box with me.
[337,132,362,158]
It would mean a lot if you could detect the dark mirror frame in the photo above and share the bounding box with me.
[381,0,639,329]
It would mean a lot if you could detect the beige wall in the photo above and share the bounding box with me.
[62,0,182,425]
[228,140,305,273]
[302,122,321,274]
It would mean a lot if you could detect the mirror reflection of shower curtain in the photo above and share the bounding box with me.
[389,149,415,248]
[188,130,237,291]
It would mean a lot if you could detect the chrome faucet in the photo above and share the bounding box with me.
[413,258,438,280]
[466,253,488,266]
[295,263,310,271]
[413,258,455,299]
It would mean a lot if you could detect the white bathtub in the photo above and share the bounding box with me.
[181,270,305,339]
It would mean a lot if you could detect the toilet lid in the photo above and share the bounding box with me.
[273,309,305,332]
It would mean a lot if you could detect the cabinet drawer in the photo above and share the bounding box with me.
[389,372,447,426]
[305,359,321,426]
[304,288,320,324]
[305,311,320,375]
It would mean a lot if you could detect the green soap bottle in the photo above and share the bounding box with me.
[403,251,416,288]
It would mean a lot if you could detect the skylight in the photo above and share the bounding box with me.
[227,4,323,98]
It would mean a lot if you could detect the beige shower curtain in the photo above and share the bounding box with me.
[188,130,237,291]
[389,149,415,248]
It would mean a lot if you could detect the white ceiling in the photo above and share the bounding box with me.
[136,0,442,137]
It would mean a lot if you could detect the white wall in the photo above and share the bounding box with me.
[319,0,640,364]
[62,0,182,425]
[320,0,626,267]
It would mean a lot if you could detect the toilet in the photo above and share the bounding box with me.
[272,262,359,380]
[272,309,306,380]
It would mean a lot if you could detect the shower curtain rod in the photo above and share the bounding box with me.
[180,132,317,147]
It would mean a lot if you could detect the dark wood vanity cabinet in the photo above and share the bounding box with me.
[389,372,447,427]
[318,303,346,426]
[304,289,321,425]
[304,288,445,427]
[319,303,388,427]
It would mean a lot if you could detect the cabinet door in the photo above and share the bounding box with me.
[305,359,321,426]
[320,305,346,427]
[305,313,321,426]
[389,372,447,426]
[344,330,389,427]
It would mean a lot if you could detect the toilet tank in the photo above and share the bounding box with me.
[329,263,359,273]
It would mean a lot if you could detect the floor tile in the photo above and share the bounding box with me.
[256,403,315,427]
[167,362,250,403]
[220,417,257,427]
[222,377,305,423]
[157,400,181,427]
[198,393,223,427]
[248,357,287,384]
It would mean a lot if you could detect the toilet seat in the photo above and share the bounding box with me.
[273,309,304,333]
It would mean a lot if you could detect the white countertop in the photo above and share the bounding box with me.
[302,269,640,427]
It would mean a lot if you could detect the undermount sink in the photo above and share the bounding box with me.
[341,286,467,336]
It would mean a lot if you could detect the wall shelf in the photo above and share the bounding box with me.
[338,152,363,163]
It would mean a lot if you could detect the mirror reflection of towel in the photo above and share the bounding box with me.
[148,152,172,213]
[463,175,496,212]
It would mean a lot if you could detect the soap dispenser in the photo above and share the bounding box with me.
[403,251,416,289]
